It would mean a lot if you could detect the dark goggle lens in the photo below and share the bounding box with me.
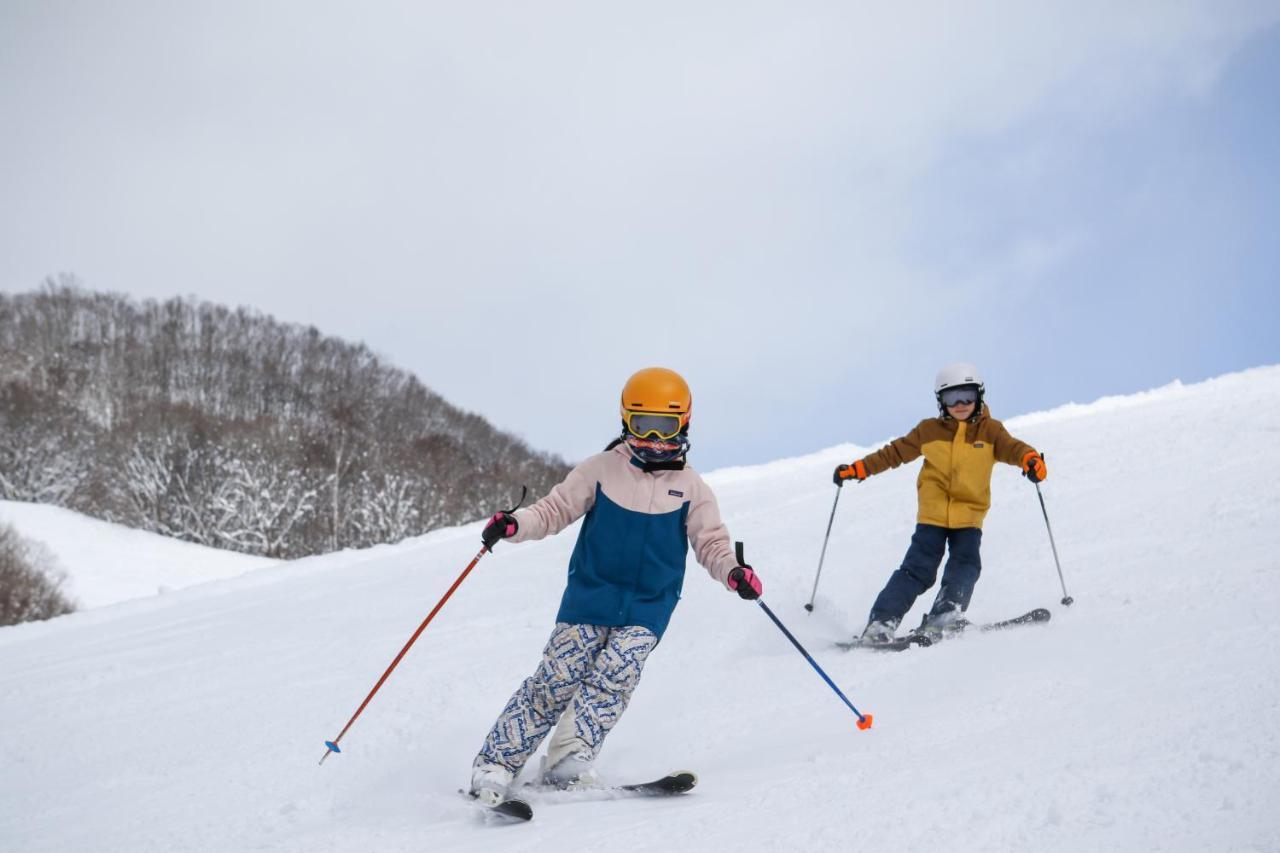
[940,387,978,407]
[626,412,682,439]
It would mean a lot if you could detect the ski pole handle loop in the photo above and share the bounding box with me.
[503,485,529,515]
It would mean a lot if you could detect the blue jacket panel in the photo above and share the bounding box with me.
[556,484,690,639]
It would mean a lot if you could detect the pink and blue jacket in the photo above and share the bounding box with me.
[511,444,739,639]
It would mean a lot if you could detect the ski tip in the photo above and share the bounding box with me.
[856,714,873,731]
[497,799,534,821]
[461,789,534,821]
[483,797,533,821]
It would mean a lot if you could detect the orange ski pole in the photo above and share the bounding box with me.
[320,488,526,764]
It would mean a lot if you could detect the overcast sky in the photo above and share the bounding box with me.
[3,2,1278,470]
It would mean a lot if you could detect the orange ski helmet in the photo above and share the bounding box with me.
[620,367,692,437]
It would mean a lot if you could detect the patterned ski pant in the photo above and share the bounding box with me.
[474,623,657,776]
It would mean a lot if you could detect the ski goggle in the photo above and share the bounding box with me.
[623,410,685,440]
[939,386,979,408]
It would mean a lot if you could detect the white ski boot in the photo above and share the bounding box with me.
[915,608,968,642]
[541,751,597,790]
[858,617,901,646]
[469,762,514,806]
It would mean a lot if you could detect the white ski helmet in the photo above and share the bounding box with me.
[934,362,985,418]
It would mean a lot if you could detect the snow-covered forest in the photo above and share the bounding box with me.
[0,281,567,559]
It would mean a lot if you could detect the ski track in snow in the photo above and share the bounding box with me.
[2,366,1279,852]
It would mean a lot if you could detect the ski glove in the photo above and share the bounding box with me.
[482,511,519,549]
[833,460,868,485]
[727,566,762,600]
[1021,451,1047,483]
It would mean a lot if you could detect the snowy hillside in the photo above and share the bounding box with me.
[0,501,278,609]
[2,366,1278,852]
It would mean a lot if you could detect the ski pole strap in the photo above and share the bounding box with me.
[756,599,872,730]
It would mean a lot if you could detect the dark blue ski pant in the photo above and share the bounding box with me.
[868,523,982,624]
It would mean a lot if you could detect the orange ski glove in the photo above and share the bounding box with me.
[1021,452,1047,483]
[833,460,868,485]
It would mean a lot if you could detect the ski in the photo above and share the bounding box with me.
[907,607,1053,645]
[834,634,929,653]
[836,608,1051,652]
[461,790,534,822]
[618,770,698,796]
[521,770,699,799]
[977,607,1052,632]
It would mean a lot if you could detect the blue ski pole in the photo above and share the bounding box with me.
[737,542,872,731]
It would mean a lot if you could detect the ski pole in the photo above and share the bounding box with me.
[320,487,527,765]
[738,543,872,730]
[1033,481,1073,607]
[804,484,843,613]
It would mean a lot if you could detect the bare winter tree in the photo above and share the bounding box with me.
[349,471,422,547]
[0,383,93,504]
[116,429,216,545]
[0,522,76,626]
[206,448,319,557]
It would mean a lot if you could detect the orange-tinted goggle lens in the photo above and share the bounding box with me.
[624,411,683,440]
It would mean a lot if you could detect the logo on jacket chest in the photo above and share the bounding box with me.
[668,489,684,498]
[973,442,984,449]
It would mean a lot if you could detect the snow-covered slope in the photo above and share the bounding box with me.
[0,501,278,608]
[2,366,1278,852]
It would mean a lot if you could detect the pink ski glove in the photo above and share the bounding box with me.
[727,566,762,600]
[481,511,518,549]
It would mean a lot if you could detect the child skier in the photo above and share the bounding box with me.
[833,362,1047,645]
[468,367,763,805]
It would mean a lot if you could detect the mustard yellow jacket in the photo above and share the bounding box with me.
[860,411,1035,529]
